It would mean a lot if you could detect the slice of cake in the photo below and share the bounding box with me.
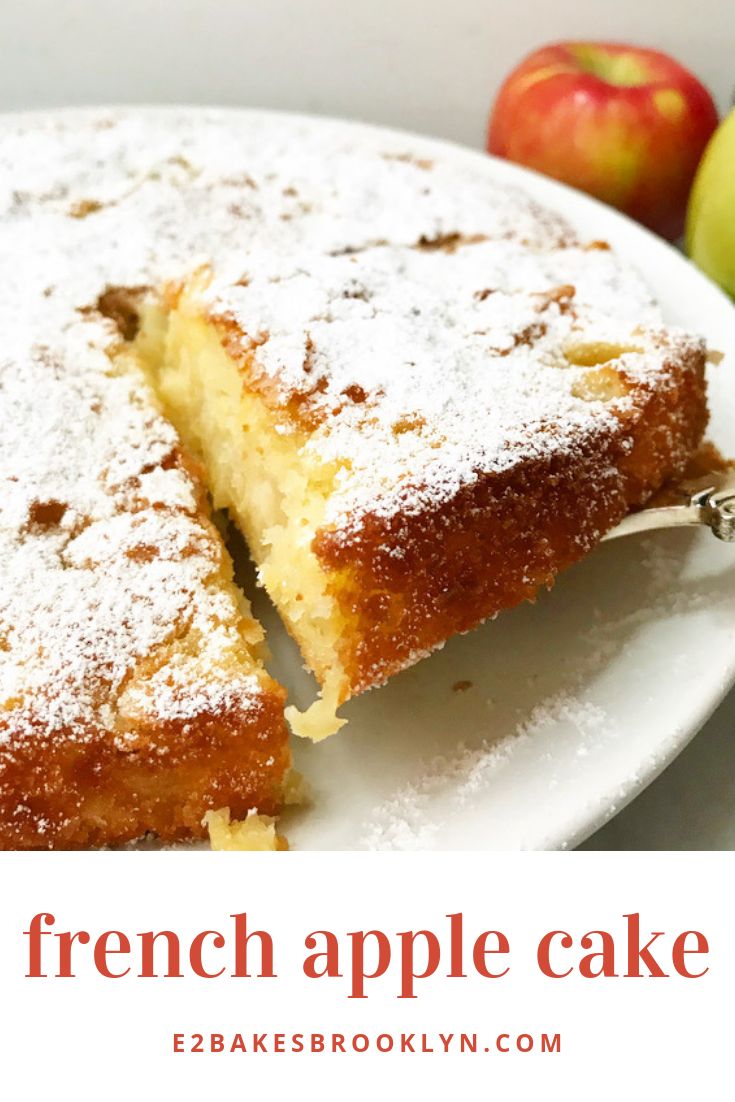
[0,311,290,849]
[149,236,707,739]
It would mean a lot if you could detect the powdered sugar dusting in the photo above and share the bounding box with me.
[0,326,266,745]
[204,221,701,535]
[360,694,609,850]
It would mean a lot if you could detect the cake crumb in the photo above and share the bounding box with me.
[452,680,473,693]
[204,808,287,851]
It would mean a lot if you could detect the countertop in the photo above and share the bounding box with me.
[585,687,735,849]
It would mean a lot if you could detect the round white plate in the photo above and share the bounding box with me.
[214,112,735,851]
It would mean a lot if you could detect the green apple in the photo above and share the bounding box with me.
[686,108,735,297]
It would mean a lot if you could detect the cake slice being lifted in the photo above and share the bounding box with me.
[150,235,707,740]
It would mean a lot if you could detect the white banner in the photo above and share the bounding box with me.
[1,853,730,1099]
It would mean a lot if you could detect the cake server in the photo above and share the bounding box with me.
[604,476,735,543]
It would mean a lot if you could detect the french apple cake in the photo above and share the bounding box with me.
[0,110,708,846]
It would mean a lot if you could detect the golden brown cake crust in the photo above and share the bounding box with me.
[314,342,707,694]
[0,687,289,850]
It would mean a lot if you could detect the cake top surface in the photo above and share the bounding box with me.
[0,305,268,746]
[203,237,694,532]
[0,109,702,741]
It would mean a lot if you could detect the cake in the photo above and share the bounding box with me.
[0,109,708,846]
[152,241,706,739]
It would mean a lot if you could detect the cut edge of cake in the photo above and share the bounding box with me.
[141,277,352,740]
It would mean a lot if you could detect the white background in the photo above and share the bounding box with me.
[1,853,731,1100]
[0,0,733,850]
[1,0,734,133]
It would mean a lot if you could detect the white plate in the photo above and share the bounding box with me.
[215,112,735,851]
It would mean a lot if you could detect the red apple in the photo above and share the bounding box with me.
[487,42,719,240]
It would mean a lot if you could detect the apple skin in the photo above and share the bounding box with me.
[686,108,735,297]
[488,42,719,240]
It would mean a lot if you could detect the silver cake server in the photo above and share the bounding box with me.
[604,476,735,543]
